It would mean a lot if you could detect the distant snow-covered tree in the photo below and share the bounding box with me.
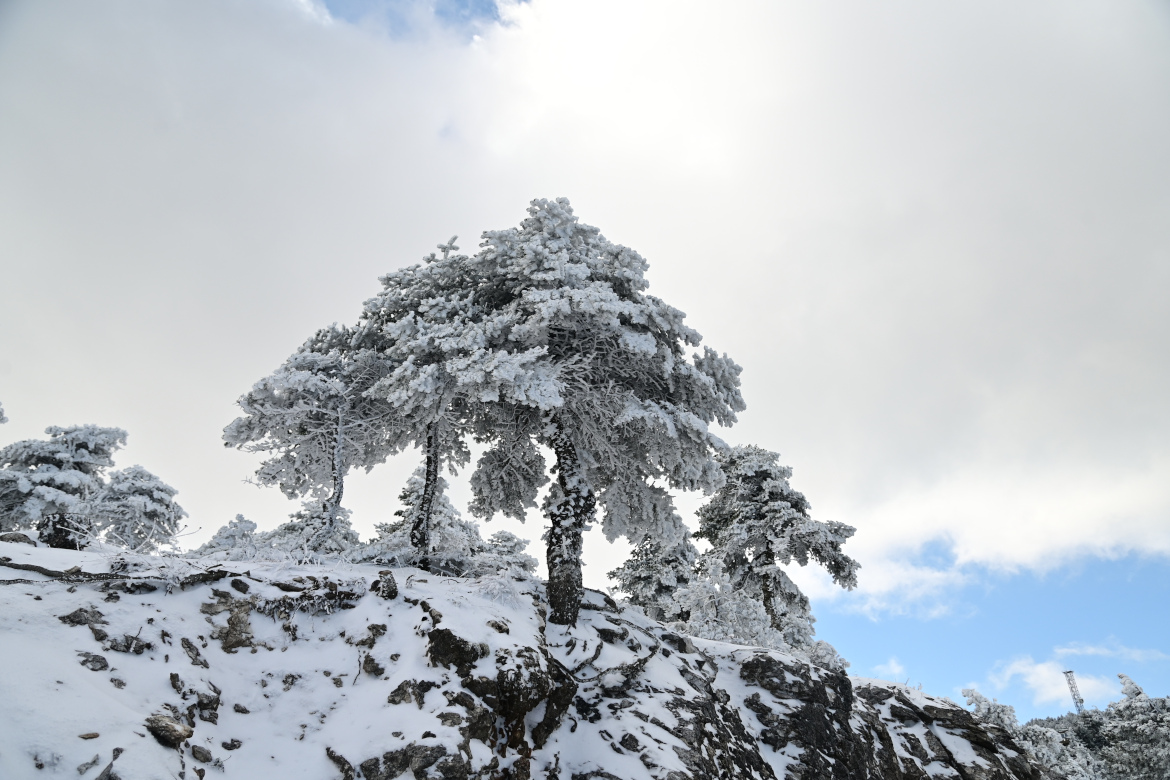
[1099,684,1170,780]
[0,402,7,424]
[966,688,1103,780]
[358,466,537,576]
[694,445,858,648]
[608,533,698,623]
[262,501,362,560]
[0,425,126,548]
[190,515,258,561]
[93,465,186,552]
[466,198,744,625]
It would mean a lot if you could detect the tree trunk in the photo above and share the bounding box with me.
[311,408,347,552]
[327,407,346,519]
[545,417,595,626]
[411,421,440,570]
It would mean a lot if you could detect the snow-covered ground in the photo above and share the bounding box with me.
[0,539,1042,780]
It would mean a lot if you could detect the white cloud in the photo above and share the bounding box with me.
[1054,640,1170,664]
[989,656,1117,707]
[873,657,906,681]
[0,0,1168,609]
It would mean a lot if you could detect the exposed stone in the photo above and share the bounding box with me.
[0,531,35,545]
[427,628,488,677]
[181,637,209,668]
[77,652,108,671]
[144,715,194,748]
[371,571,398,600]
[221,739,242,751]
[326,746,355,780]
[59,607,107,627]
[190,745,212,763]
[360,744,448,780]
[108,633,153,655]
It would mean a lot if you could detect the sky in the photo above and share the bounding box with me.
[1,0,1168,721]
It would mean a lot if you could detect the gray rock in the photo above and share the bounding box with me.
[77,652,108,672]
[190,745,213,763]
[144,715,193,749]
[0,531,35,545]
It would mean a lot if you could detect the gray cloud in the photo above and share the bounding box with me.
[1,0,1167,604]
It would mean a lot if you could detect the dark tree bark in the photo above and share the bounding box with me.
[410,421,441,570]
[545,418,596,626]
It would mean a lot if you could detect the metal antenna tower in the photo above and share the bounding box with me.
[1064,670,1085,714]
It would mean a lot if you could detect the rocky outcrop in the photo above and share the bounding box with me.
[0,548,1045,780]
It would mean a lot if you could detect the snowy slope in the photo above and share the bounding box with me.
[0,540,1044,780]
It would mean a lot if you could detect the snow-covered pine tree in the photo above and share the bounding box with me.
[0,425,127,548]
[190,515,258,561]
[0,402,7,424]
[694,445,859,649]
[359,466,537,576]
[92,465,187,552]
[466,198,744,625]
[224,323,407,552]
[359,238,559,564]
[608,532,699,622]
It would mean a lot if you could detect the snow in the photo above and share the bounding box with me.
[1,539,1042,780]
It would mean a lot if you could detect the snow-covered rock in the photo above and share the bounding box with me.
[0,541,1043,779]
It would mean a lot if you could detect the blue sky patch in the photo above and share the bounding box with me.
[816,553,1170,722]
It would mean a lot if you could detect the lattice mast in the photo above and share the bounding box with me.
[1064,670,1085,714]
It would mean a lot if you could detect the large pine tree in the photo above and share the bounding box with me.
[358,239,559,565]
[467,198,744,625]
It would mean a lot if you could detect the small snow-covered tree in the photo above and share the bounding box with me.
[694,445,858,648]
[0,402,7,424]
[358,466,537,576]
[0,425,126,548]
[466,198,744,625]
[609,533,698,622]
[224,323,407,552]
[262,501,362,560]
[190,515,258,561]
[93,465,186,552]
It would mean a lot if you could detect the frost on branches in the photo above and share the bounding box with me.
[224,323,407,535]
[0,425,126,548]
[465,198,744,625]
[0,424,185,551]
[966,677,1170,780]
[694,445,858,648]
[608,444,857,669]
[92,465,187,552]
[357,237,559,562]
[190,515,258,561]
[358,467,536,577]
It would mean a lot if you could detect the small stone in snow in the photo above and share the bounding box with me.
[222,739,242,751]
[144,715,193,748]
[78,653,108,672]
[79,733,99,740]
[191,745,213,763]
[77,754,100,774]
[233,703,250,714]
